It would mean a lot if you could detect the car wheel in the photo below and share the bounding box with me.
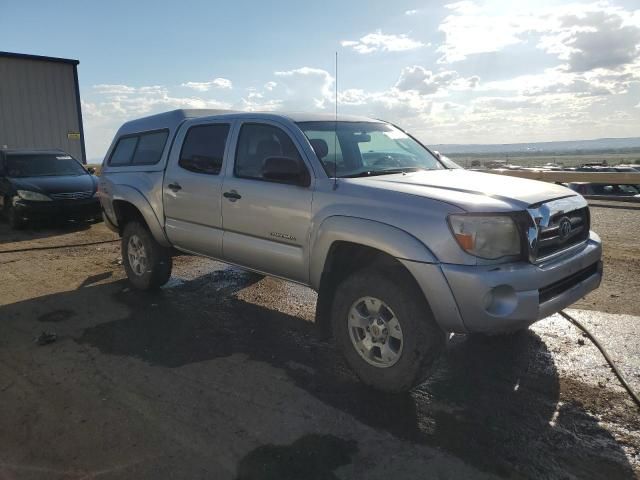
[5,203,26,230]
[122,221,172,290]
[331,267,445,393]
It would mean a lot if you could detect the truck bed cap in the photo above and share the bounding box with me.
[116,109,378,137]
[116,109,238,136]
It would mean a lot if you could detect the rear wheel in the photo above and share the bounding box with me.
[122,221,172,290]
[331,268,445,392]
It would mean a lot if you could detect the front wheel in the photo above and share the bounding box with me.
[5,203,26,230]
[331,268,445,392]
[122,221,172,290]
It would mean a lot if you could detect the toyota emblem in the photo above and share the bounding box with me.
[558,217,572,240]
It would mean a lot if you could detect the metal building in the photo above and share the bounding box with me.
[0,51,86,163]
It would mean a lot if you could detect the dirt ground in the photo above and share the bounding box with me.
[0,203,638,479]
[574,201,640,316]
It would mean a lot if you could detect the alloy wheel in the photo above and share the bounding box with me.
[347,296,404,368]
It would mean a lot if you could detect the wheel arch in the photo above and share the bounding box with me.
[311,217,439,338]
[309,216,437,290]
[109,186,170,247]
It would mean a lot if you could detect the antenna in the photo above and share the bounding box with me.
[333,51,338,190]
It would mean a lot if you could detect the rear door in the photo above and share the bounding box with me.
[221,121,315,284]
[163,119,234,257]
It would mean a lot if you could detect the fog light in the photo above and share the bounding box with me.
[483,285,518,316]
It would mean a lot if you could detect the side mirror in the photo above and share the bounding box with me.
[87,167,96,175]
[262,157,310,186]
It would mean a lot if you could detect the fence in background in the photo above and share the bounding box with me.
[490,170,640,203]
[488,169,639,184]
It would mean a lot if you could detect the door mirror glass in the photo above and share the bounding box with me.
[262,156,310,186]
[87,167,96,175]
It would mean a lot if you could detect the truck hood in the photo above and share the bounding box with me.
[351,169,577,211]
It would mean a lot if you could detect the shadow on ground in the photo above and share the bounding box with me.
[2,269,636,479]
[0,217,97,245]
[235,434,357,480]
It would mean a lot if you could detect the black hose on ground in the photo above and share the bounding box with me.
[0,239,118,254]
[559,310,640,408]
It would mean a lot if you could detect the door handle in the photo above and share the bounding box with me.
[167,182,182,192]
[223,190,242,201]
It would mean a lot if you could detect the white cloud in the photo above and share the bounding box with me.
[341,31,425,54]
[81,36,640,160]
[395,66,480,95]
[438,2,544,63]
[481,64,638,98]
[438,1,640,69]
[83,83,232,160]
[405,9,419,15]
[241,89,282,112]
[396,66,456,95]
[92,84,137,95]
[339,89,368,106]
[472,96,543,112]
[547,9,640,72]
[274,67,334,109]
[181,78,233,91]
[89,85,231,118]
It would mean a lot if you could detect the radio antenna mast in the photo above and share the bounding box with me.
[333,51,338,190]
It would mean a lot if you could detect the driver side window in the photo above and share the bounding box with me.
[234,123,303,180]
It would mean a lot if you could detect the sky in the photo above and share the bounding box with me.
[2,0,640,161]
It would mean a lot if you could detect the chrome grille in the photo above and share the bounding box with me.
[49,190,94,201]
[527,196,590,262]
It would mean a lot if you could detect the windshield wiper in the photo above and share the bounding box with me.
[341,167,425,178]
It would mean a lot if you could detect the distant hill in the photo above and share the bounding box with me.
[433,137,640,156]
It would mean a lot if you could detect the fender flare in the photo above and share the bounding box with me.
[309,215,438,290]
[110,185,171,247]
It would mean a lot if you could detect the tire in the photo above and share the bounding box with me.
[5,203,26,230]
[121,221,172,290]
[331,267,445,393]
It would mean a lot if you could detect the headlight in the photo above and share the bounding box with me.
[16,190,52,202]
[448,214,521,259]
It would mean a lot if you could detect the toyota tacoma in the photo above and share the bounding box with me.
[98,109,602,392]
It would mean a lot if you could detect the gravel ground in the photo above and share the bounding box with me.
[575,201,640,316]
[0,204,638,479]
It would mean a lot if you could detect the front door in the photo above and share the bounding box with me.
[221,121,314,284]
[163,120,233,257]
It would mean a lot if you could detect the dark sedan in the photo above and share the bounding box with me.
[0,149,101,229]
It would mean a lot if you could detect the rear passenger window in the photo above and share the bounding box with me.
[179,124,230,175]
[133,131,169,165]
[108,130,168,166]
[110,137,138,165]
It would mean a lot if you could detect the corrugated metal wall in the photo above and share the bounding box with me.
[0,56,84,161]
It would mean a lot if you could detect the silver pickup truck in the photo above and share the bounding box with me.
[98,109,602,392]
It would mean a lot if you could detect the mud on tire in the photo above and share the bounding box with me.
[122,221,172,290]
[331,267,446,393]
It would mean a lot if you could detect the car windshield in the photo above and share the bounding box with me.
[5,153,87,178]
[297,121,444,177]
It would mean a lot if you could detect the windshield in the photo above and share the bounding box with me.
[297,121,444,177]
[5,153,87,178]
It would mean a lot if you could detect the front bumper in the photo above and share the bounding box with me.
[441,231,602,333]
[402,231,602,334]
[13,197,101,221]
